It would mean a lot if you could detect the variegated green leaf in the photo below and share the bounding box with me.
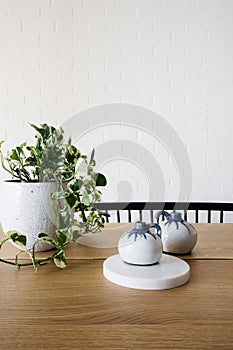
[53,251,67,268]
[82,188,90,206]
[38,235,57,247]
[5,231,27,247]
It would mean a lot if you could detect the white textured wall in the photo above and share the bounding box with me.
[0,0,233,203]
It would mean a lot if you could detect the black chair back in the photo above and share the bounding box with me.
[95,202,233,223]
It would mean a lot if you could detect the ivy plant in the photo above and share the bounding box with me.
[0,123,108,271]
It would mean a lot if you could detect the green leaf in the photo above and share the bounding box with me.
[68,179,83,192]
[53,251,67,268]
[75,158,87,175]
[19,167,31,180]
[26,156,37,165]
[82,189,90,206]
[66,145,81,164]
[51,190,69,200]
[62,171,74,181]
[10,149,20,161]
[57,212,71,230]
[38,232,48,238]
[6,231,27,247]
[90,148,95,162]
[30,123,46,139]
[66,193,77,209]
[72,230,83,240]
[56,230,68,246]
[14,235,27,247]
[38,235,58,248]
[96,173,107,186]
[16,145,25,156]
[5,231,16,239]
[90,148,96,166]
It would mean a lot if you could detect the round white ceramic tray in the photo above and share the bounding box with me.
[103,254,190,290]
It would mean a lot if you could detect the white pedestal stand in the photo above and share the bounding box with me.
[103,254,190,290]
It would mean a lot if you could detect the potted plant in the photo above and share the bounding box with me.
[0,123,107,271]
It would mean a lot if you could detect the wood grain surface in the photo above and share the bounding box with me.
[1,223,233,260]
[0,260,233,350]
[0,223,233,350]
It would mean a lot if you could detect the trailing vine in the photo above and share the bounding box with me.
[0,123,108,271]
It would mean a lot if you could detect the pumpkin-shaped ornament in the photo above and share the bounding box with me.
[155,210,197,254]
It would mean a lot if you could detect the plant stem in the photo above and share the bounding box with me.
[77,193,87,222]
[0,258,33,267]
[0,257,53,268]
[0,151,15,178]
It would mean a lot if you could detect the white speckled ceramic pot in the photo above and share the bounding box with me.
[155,210,197,254]
[118,221,162,265]
[158,220,197,254]
[0,181,58,251]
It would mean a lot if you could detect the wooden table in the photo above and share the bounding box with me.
[0,223,233,350]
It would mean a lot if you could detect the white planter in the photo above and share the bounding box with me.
[0,181,59,251]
